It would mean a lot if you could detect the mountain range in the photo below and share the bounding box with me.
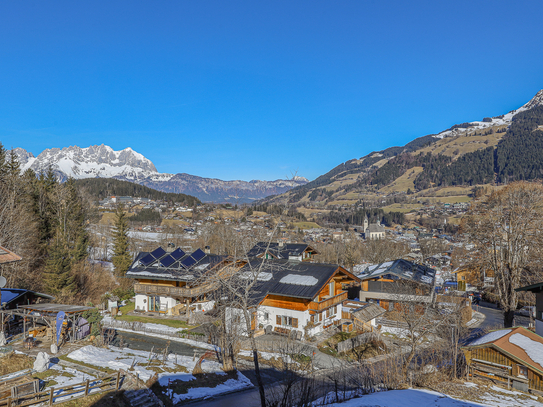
[10,144,308,203]
[265,89,543,206]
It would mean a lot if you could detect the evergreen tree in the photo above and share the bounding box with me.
[112,204,132,277]
[43,238,75,297]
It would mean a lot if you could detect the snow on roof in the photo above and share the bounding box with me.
[470,329,512,346]
[239,271,273,281]
[509,333,543,369]
[279,274,318,286]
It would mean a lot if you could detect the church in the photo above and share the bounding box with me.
[363,215,385,240]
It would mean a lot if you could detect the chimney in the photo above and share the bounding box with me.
[204,246,211,254]
[166,242,175,252]
[278,241,284,248]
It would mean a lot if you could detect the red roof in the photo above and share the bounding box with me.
[0,246,22,264]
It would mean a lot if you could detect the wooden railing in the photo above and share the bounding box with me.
[308,292,347,311]
[0,371,122,407]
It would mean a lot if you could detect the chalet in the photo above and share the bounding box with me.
[230,259,360,338]
[126,246,232,315]
[246,242,318,262]
[462,327,543,392]
[357,259,436,310]
[516,282,543,337]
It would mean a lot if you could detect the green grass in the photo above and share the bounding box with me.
[59,355,116,374]
[115,301,192,329]
[291,221,321,229]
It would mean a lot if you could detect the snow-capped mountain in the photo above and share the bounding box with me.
[433,89,543,139]
[10,144,308,203]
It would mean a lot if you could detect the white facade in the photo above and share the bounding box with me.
[134,293,177,313]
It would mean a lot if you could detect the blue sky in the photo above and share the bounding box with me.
[1,1,542,181]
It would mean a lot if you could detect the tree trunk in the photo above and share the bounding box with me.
[503,310,515,328]
[253,348,266,407]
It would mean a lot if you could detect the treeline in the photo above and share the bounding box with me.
[129,208,162,225]
[74,178,200,206]
[318,208,405,227]
[496,106,543,183]
[0,143,90,299]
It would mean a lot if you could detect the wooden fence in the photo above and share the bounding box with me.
[0,371,123,407]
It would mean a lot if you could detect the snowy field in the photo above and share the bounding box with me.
[67,345,252,402]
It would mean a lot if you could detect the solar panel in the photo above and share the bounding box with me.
[151,247,167,259]
[160,255,176,268]
[191,249,206,262]
[170,248,186,260]
[139,254,155,266]
[181,256,196,268]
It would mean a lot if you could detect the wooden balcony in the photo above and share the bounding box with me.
[309,292,347,311]
[134,283,214,299]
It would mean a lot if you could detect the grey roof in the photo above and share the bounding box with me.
[246,242,317,260]
[19,303,93,314]
[240,259,359,304]
[351,303,386,323]
[357,259,436,286]
[126,247,227,282]
[366,224,385,233]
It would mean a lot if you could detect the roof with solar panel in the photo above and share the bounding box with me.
[126,246,227,281]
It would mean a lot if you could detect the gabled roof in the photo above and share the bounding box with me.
[464,326,543,375]
[241,259,359,304]
[516,281,543,293]
[0,246,22,265]
[356,259,436,286]
[246,242,318,260]
[126,247,228,282]
[343,301,386,322]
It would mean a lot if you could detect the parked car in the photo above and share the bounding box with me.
[517,306,536,318]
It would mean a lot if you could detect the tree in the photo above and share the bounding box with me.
[112,204,132,277]
[462,182,543,327]
[43,239,75,297]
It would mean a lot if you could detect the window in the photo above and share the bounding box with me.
[518,365,528,379]
[276,315,298,328]
[264,312,269,321]
[329,281,335,297]
[326,306,337,318]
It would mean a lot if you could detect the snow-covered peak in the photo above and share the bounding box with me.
[13,144,173,181]
[292,176,309,182]
[433,89,543,140]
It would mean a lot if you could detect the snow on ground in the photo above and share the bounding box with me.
[239,350,295,364]
[318,383,543,407]
[380,326,413,340]
[110,325,217,350]
[102,316,182,335]
[67,345,252,402]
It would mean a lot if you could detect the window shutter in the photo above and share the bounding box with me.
[292,318,298,328]
[276,315,281,325]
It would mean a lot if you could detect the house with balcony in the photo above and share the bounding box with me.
[230,258,360,338]
[357,259,436,310]
[126,246,232,315]
[246,242,318,262]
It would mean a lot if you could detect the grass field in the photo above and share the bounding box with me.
[380,167,423,193]
[421,195,472,204]
[417,130,504,158]
[381,203,422,213]
[99,212,135,226]
[114,301,192,328]
[291,221,321,229]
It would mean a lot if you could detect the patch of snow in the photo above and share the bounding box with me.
[509,333,543,368]
[469,329,511,346]
[279,274,318,286]
[240,271,273,281]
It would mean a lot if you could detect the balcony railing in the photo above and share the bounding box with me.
[134,283,214,298]
[309,292,347,311]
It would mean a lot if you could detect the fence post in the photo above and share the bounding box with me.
[49,388,54,405]
[6,397,11,407]
[116,371,121,391]
[85,379,90,396]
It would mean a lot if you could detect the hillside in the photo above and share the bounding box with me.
[266,90,543,207]
[74,178,201,206]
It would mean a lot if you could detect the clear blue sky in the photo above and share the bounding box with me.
[1,1,542,181]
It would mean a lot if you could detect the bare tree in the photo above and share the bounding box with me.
[462,181,543,327]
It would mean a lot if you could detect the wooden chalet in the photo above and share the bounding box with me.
[462,327,543,392]
[516,282,543,337]
[126,246,233,315]
[232,259,360,338]
[356,259,436,310]
[246,242,318,262]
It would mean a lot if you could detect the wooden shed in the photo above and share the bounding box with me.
[462,326,543,392]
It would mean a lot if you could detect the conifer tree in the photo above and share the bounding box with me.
[43,238,76,297]
[112,204,132,277]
